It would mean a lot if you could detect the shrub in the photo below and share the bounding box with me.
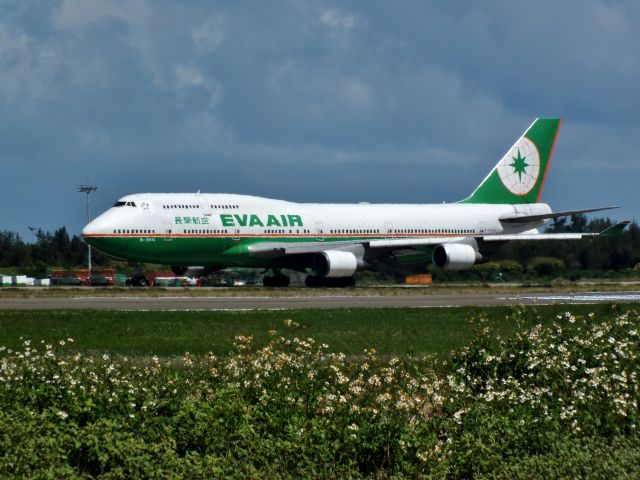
[528,256,565,276]
[1,310,639,478]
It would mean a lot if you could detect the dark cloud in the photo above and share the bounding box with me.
[0,0,638,238]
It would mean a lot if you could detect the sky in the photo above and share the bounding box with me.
[1,0,639,240]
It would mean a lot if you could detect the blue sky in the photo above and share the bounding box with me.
[1,0,638,239]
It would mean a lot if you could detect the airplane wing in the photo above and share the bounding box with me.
[247,221,630,259]
[247,238,446,258]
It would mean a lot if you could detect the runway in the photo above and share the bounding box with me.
[2,291,640,310]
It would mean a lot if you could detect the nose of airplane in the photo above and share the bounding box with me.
[82,221,92,236]
[82,219,99,241]
[82,215,109,238]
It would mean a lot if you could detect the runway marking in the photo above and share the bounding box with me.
[504,293,640,303]
[4,291,640,310]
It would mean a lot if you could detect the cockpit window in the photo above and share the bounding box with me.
[128,202,136,207]
[113,201,126,207]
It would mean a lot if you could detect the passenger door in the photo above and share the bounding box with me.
[163,222,173,241]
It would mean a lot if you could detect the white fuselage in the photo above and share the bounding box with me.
[84,193,551,239]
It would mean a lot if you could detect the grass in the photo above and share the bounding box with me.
[0,303,634,358]
[2,305,639,477]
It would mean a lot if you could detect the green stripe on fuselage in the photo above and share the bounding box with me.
[87,234,388,268]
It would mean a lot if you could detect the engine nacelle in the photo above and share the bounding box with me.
[432,244,481,270]
[313,250,358,278]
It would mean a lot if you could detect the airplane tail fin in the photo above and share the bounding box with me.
[460,118,562,204]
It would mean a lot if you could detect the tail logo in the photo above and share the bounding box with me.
[496,137,540,195]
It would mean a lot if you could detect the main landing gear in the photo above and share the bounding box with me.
[261,270,357,288]
[262,271,290,288]
[129,274,149,287]
[127,264,149,287]
[305,276,356,288]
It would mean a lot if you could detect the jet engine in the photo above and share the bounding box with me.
[432,244,481,270]
[313,250,358,277]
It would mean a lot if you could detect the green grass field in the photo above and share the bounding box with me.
[2,304,639,478]
[0,303,633,358]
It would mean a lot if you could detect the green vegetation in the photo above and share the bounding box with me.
[1,306,639,478]
[0,304,635,358]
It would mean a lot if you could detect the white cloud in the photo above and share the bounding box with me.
[191,14,227,55]
[0,23,58,104]
[174,64,224,109]
[267,60,295,91]
[340,78,374,112]
[52,0,151,31]
[175,64,205,89]
[77,125,112,149]
[319,8,358,31]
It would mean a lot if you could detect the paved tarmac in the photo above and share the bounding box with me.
[2,291,640,310]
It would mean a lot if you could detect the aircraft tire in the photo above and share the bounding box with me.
[305,276,322,288]
[304,276,355,288]
[131,275,149,287]
[263,275,290,287]
[341,276,356,288]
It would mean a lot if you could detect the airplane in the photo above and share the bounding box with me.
[82,118,628,287]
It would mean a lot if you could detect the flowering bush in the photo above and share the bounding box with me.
[1,310,639,478]
[443,308,640,477]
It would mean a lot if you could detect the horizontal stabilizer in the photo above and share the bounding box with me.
[600,220,631,236]
[500,206,618,224]
[484,221,630,242]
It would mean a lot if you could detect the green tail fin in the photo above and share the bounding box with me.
[460,118,562,204]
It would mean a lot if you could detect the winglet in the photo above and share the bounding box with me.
[600,221,631,236]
